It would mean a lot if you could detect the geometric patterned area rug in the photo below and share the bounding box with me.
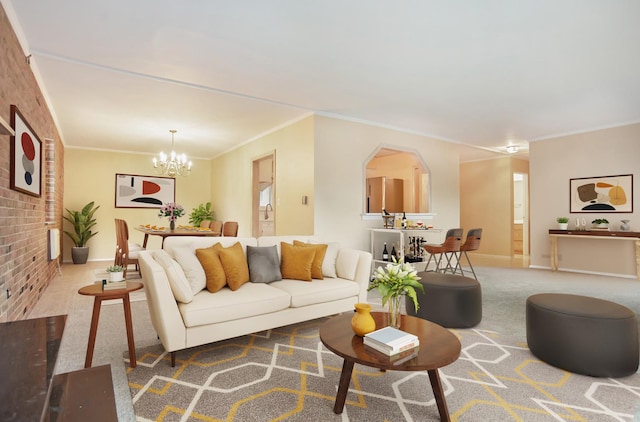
[126,316,640,421]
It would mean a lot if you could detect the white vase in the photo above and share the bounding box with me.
[558,223,568,230]
[109,271,124,282]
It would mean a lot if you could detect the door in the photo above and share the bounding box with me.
[252,153,275,237]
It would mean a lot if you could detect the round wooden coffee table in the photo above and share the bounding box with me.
[78,281,143,368]
[319,311,461,421]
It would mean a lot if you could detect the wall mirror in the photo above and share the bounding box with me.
[364,146,431,214]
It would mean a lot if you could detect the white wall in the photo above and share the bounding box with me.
[313,116,461,251]
[530,123,640,277]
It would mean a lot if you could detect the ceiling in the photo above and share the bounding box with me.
[4,1,640,163]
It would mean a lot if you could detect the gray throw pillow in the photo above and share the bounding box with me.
[247,245,282,283]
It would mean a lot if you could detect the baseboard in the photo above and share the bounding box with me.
[529,265,637,280]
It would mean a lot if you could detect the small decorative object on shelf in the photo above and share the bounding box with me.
[620,220,631,231]
[351,303,376,336]
[556,217,569,230]
[591,218,610,230]
[159,202,185,231]
[368,257,423,328]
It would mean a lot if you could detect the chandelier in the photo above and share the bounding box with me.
[153,130,192,177]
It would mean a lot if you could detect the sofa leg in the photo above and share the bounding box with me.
[171,351,176,367]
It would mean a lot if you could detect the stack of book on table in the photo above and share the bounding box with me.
[103,280,127,291]
[363,326,419,358]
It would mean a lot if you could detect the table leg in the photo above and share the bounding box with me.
[122,294,137,368]
[549,236,558,271]
[333,359,355,414]
[85,297,103,368]
[428,369,451,422]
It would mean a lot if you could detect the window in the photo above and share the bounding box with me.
[364,147,430,214]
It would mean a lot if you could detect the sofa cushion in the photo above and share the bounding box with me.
[153,250,193,303]
[270,278,359,307]
[195,243,227,293]
[178,283,291,327]
[218,242,250,290]
[336,249,359,281]
[309,240,339,278]
[247,245,282,283]
[280,242,315,281]
[173,247,206,293]
[293,240,327,279]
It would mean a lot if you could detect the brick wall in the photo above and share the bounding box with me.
[0,4,64,322]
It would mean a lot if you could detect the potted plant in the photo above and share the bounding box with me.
[367,258,424,328]
[63,201,100,264]
[106,265,125,282]
[556,217,569,230]
[188,202,216,227]
[592,218,610,229]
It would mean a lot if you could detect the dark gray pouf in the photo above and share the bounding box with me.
[526,293,639,377]
[406,272,482,328]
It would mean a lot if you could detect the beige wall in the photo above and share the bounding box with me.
[530,123,640,277]
[63,148,212,261]
[210,116,315,237]
[313,116,461,251]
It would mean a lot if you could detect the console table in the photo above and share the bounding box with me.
[548,230,640,280]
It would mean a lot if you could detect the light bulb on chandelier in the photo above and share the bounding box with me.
[153,129,192,177]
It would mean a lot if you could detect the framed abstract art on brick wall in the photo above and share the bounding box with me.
[570,174,633,213]
[10,105,42,197]
[115,173,175,208]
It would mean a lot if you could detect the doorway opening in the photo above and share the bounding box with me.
[252,153,275,237]
[513,172,529,257]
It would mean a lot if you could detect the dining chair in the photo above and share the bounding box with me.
[114,219,145,277]
[222,221,238,237]
[422,228,463,274]
[209,220,223,236]
[199,220,212,229]
[454,228,483,280]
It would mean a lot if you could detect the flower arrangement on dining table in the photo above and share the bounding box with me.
[158,202,185,230]
[368,257,424,328]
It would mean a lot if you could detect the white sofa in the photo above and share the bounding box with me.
[138,235,372,365]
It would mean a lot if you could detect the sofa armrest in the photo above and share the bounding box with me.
[138,251,187,352]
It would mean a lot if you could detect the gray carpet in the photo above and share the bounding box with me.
[126,318,640,421]
[33,263,640,421]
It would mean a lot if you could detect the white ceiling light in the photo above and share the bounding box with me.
[153,130,192,177]
[506,145,519,154]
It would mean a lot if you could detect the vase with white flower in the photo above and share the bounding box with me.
[368,258,424,328]
[158,202,185,231]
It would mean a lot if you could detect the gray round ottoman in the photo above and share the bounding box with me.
[405,272,482,328]
[526,293,639,377]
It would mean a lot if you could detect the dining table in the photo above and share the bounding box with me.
[135,225,220,248]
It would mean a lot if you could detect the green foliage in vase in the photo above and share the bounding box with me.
[189,202,216,226]
[592,218,609,224]
[556,217,569,224]
[368,257,424,310]
[106,265,124,272]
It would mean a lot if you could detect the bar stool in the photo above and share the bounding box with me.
[423,228,463,273]
[454,228,482,280]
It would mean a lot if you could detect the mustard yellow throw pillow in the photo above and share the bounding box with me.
[293,240,327,279]
[195,243,226,293]
[218,242,250,290]
[280,242,316,281]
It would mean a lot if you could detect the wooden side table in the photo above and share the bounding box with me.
[320,312,461,421]
[78,281,143,368]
